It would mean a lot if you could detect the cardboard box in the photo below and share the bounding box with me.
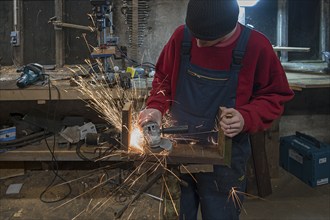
[0,127,16,142]
[280,132,330,187]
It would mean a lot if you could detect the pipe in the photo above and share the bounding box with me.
[52,21,96,32]
[277,0,289,62]
[13,0,17,30]
[320,0,330,61]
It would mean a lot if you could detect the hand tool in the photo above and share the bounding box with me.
[142,122,188,152]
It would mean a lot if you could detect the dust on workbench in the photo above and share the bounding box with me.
[0,164,164,220]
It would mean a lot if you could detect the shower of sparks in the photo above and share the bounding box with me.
[61,35,230,219]
[228,187,267,215]
[68,63,131,131]
[67,57,159,154]
[228,187,246,214]
[162,175,179,217]
[129,126,145,153]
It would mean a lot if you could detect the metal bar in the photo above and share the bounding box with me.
[273,46,310,52]
[320,0,330,60]
[277,0,289,62]
[52,21,96,32]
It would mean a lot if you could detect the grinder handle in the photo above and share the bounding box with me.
[162,125,189,134]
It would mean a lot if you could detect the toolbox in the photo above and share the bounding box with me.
[280,131,330,187]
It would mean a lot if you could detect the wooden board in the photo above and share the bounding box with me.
[126,143,225,165]
[0,139,225,165]
[0,80,148,101]
[286,72,330,90]
[121,102,132,151]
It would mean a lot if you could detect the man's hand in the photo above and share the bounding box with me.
[219,107,244,138]
[138,108,162,127]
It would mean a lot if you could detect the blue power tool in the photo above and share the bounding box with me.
[16,63,45,88]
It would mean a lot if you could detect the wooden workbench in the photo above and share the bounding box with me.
[2,65,328,197]
[286,72,330,91]
[1,65,329,168]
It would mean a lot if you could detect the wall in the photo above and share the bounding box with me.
[0,0,323,66]
[281,88,330,143]
[0,1,14,66]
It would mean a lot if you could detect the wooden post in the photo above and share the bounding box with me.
[249,132,272,197]
[121,102,132,151]
[265,119,280,178]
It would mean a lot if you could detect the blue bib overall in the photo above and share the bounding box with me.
[170,26,252,220]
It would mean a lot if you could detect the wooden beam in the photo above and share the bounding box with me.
[250,132,272,197]
[128,143,226,165]
[1,140,227,165]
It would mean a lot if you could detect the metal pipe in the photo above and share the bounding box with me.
[277,0,289,62]
[53,21,96,32]
[320,0,330,61]
[13,0,17,30]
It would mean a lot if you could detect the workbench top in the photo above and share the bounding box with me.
[286,72,330,90]
[0,66,151,101]
[1,65,329,101]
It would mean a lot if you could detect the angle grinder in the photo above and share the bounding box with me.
[143,122,188,152]
[16,63,45,88]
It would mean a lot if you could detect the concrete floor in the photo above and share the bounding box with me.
[0,166,329,220]
[241,168,330,220]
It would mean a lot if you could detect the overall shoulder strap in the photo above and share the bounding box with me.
[181,25,192,58]
[231,25,252,70]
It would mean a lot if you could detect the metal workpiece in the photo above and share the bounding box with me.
[217,107,233,167]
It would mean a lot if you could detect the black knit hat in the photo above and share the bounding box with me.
[185,0,239,41]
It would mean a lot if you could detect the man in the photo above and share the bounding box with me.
[139,0,294,219]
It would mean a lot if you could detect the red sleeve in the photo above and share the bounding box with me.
[146,26,184,114]
[236,31,294,133]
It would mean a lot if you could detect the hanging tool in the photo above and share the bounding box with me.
[143,122,188,152]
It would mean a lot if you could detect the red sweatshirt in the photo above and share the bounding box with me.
[146,24,294,133]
